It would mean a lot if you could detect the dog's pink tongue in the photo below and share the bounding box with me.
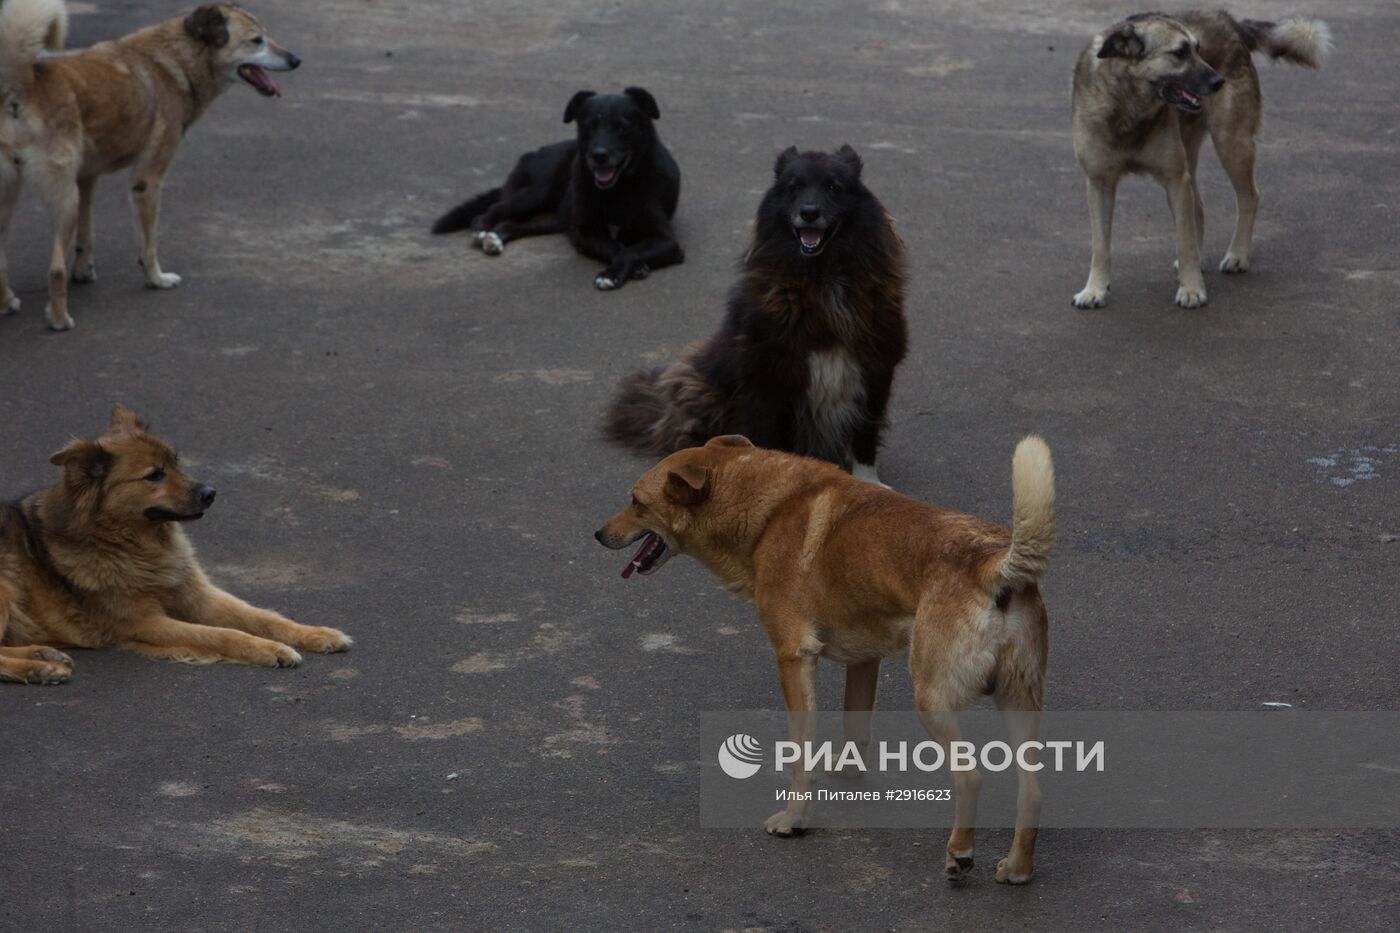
[621,533,658,579]
[800,229,822,249]
[239,64,282,97]
[595,167,616,185]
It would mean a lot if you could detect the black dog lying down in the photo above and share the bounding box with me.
[432,87,683,290]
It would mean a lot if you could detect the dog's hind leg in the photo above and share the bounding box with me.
[841,658,880,761]
[1214,131,1260,273]
[1072,175,1117,308]
[35,164,79,330]
[0,157,19,315]
[993,637,1046,886]
[71,176,97,283]
[485,215,566,254]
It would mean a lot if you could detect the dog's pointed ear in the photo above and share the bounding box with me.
[50,439,112,486]
[183,4,230,49]
[623,86,660,120]
[705,435,754,450]
[1096,24,1144,59]
[836,144,863,178]
[108,404,148,433]
[664,463,710,506]
[774,145,799,178]
[564,90,596,124]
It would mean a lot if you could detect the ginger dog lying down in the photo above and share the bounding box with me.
[596,435,1055,884]
[0,406,350,684]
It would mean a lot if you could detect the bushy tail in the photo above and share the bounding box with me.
[431,187,502,235]
[1239,17,1332,68]
[603,352,722,456]
[0,0,66,97]
[995,435,1056,591]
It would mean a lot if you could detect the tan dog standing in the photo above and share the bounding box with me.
[0,0,300,330]
[0,406,350,684]
[1071,11,1330,309]
[597,435,1055,884]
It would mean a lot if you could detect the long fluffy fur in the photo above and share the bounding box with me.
[604,343,722,455]
[1239,17,1332,68]
[0,0,66,96]
[996,435,1056,590]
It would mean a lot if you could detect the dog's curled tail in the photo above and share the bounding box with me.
[431,187,503,235]
[1239,17,1332,69]
[604,354,721,456]
[995,435,1056,591]
[0,0,66,97]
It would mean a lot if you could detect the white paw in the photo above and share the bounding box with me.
[45,305,73,331]
[594,274,619,291]
[764,809,806,837]
[470,229,487,247]
[145,272,181,289]
[479,232,503,256]
[1219,253,1250,274]
[1,293,17,315]
[1173,259,1205,272]
[1072,285,1109,308]
[852,463,890,489]
[1174,284,1208,309]
[71,265,97,284]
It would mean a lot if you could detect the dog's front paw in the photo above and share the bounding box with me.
[145,272,182,289]
[26,661,72,684]
[764,809,807,837]
[1174,283,1207,309]
[264,644,303,668]
[594,272,622,291]
[629,262,651,281]
[30,647,74,666]
[1219,252,1250,274]
[1071,285,1109,309]
[479,232,504,256]
[995,856,1033,885]
[44,305,74,331]
[946,848,975,881]
[71,264,97,284]
[3,291,20,315]
[293,626,353,654]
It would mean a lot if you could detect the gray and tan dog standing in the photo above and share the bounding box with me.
[1070,11,1330,309]
[0,0,300,330]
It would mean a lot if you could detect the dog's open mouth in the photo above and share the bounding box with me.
[793,224,831,256]
[238,64,282,98]
[1161,83,1202,114]
[620,532,667,579]
[143,507,204,523]
[590,156,628,190]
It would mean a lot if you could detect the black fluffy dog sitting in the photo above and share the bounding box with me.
[432,87,683,290]
[605,145,908,485]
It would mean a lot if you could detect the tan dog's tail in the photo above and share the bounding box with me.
[0,0,66,97]
[1239,17,1332,69]
[995,435,1056,591]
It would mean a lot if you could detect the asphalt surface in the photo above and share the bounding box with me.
[2,1,1398,930]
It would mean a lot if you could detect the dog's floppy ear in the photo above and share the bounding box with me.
[705,435,754,449]
[623,86,660,120]
[184,5,230,49]
[563,90,597,124]
[774,145,799,177]
[50,439,113,486]
[1096,24,1144,59]
[664,463,710,506]
[836,144,863,178]
[108,404,148,433]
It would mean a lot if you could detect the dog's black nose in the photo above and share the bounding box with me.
[1207,73,1224,93]
[197,485,217,507]
[593,529,604,543]
[590,148,610,165]
[798,204,821,223]
[287,53,302,70]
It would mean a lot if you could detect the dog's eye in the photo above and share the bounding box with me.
[827,182,843,194]
[1173,45,1188,59]
[252,36,265,45]
[145,468,166,482]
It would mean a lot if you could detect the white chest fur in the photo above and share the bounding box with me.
[806,348,865,448]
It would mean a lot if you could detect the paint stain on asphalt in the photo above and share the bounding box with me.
[156,781,199,798]
[492,369,593,385]
[393,717,484,740]
[1307,445,1398,487]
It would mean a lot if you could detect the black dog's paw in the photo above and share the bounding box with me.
[630,262,651,281]
[595,270,627,291]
